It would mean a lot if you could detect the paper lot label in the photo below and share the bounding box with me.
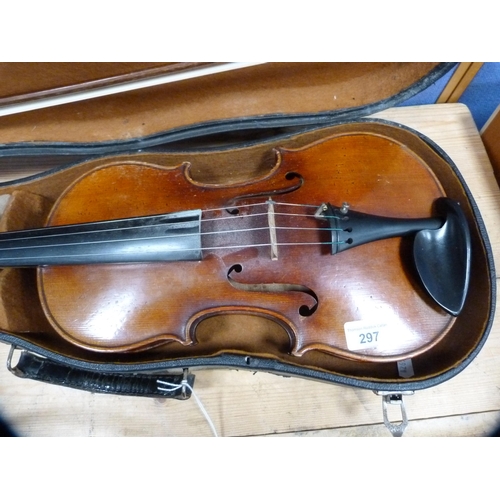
[344,319,390,351]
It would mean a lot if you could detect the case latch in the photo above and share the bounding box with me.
[375,391,414,437]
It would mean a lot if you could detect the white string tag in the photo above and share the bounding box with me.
[157,378,219,437]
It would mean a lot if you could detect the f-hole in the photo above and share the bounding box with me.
[226,264,318,317]
[225,171,304,214]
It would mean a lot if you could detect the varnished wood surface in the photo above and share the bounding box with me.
[0,103,499,437]
[38,133,453,361]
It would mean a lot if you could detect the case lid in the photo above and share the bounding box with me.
[0,62,454,148]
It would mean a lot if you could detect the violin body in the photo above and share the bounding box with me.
[38,133,453,361]
[0,120,494,394]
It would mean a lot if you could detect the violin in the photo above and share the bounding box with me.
[0,133,471,363]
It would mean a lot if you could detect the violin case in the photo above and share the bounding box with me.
[0,63,495,423]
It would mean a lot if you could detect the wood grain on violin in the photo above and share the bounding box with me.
[0,127,479,366]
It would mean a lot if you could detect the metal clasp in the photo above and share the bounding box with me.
[375,391,414,437]
[180,368,191,400]
[6,345,22,375]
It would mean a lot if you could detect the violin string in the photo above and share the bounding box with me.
[199,241,336,252]
[0,224,340,253]
[200,201,322,214]
[201,210,335,223]
[0,203,341,246]
[201,201,342,222]
[0,241,340,263]
[204,225,336,234]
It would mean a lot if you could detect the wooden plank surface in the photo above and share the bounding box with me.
[482,103,500,177]
[436,62,483,103]
[0,103,499,437]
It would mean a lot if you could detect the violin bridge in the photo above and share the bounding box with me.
[267,198,279,261]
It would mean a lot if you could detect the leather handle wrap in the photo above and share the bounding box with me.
[10,350,194,399]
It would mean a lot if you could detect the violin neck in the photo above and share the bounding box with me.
[0,210,202,267]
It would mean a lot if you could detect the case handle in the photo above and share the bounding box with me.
[7,347,194,400]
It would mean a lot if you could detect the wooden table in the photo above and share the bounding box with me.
[0,103,499,437]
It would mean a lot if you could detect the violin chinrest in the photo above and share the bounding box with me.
[413,198,471,316]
